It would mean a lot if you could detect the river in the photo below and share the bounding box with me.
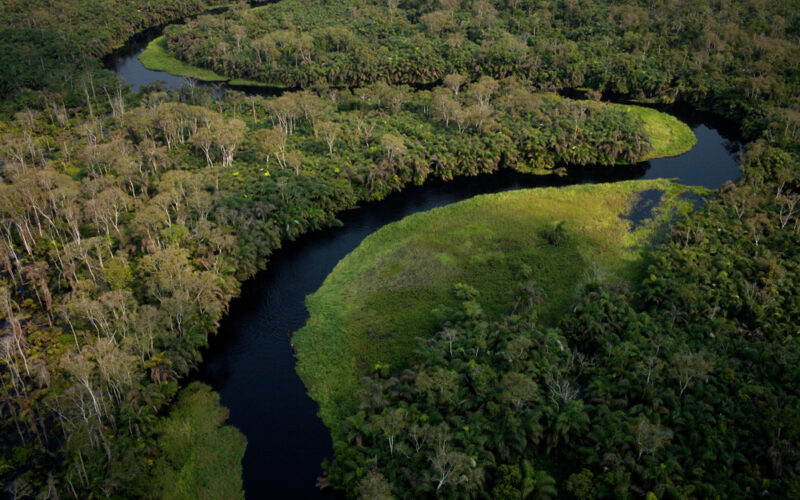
[106,22,742,499]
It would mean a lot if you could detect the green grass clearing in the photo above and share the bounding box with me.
[294,180,703,433]
[624,104,697,160]
[139,35,289,88]
[139,36,228,82]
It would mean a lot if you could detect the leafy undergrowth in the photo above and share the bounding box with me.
[294,179,703,433]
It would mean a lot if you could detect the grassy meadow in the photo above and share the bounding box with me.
[624,105,698,160]
[294,180,705,432]
[138,37,228,82]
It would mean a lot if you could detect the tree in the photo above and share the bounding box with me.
[353,111,376,146]
[672,351,714,396]
[292,33,314,65]
[500,372,538,409]
[565,469,597,499]
[267,95,299,135]
[216,118,247,168]
[370,408,406,455]
[469,76,499,108]
[191,127,215,167]
[491,464,522,500]
[443,73,467,95]
[230,24,247,52]
[146,383,246,500]
[415,368,457,406]
[473,1,498,27]
[551,400,589,448]
[432,88,460,127]
[323,26,353,52]
[316,121,340,157]
[253,128,289,169]
[380,134,407,161]
[296,91,332,136]
[635,418,673,459]
[250,35,279,66]
[439,327,459,357]
[428,425,469,491]
[20,261,53,322]
[523,464,557,500]
[357,470,393,499]
[420,11,452,36]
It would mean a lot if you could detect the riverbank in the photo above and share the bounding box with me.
[106,22,732,495]
[138,36,284,88]
[293,179,705,433]
[139,37,228,82]
[626,105,698,160]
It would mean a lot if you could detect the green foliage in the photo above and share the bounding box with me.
[0,0,798,496]
[144,382,246,500]
[160,0,800,133]
[0,0,209,99]
[139,37,228,82]
[324,268,800,497]
[294,180,698,433]
[542,220,567,247]
[0,71,680,496]
[491,465,522,499]
[565,469,597,499]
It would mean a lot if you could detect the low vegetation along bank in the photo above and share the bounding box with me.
[623,106,697,161]
[139,36,280,88]
[294,180,703,434]
[139,37,229,82]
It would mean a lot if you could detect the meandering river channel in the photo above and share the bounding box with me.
[106,20,743,498]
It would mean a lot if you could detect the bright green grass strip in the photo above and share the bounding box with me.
[228,78,288,88]
[138,36,228,82]
[624,105,697,160]
[294,180,700,434]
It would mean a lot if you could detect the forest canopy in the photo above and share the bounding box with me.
[0,48,685,499]
[161,0,799,119]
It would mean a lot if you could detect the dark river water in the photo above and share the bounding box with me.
[107,26,743,499]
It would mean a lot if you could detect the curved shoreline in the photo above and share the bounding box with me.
[105,8,739,499]
[133,37,697,163]
[138,35,287,88]
[138,36,229,82]
[294,179,705,435]
[198,117,739,497]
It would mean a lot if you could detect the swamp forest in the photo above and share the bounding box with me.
[0,0,799,498]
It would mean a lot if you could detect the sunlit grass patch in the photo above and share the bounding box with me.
[625,105,697,160]
[139,36,228,82]
[294,180,701,433]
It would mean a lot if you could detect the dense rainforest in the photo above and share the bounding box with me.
[163,0,799,120]
[0,0,239,100]
[0,0,798,498]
